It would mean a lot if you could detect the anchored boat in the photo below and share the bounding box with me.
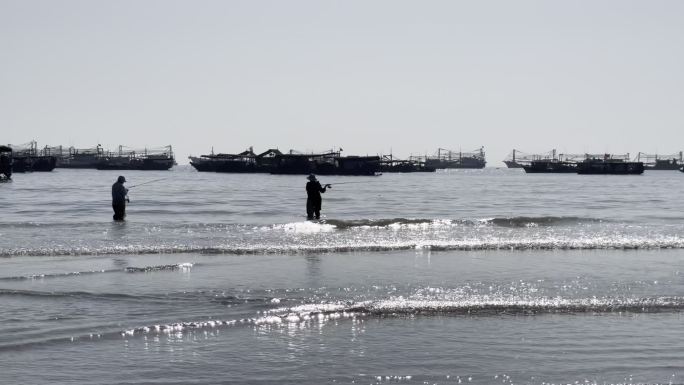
[47,145,105,168]
[503,149,533,168]
[636,152,683,170]
[190,148,381,175]
[0,145,12,180]
[520,150,578,173]
[423,147,486,169]
[576,155,644,175]
[379,154,435,173]
[10,141,57,172]
[96,146,175,170]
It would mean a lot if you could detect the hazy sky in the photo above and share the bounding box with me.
[2,0,683,165]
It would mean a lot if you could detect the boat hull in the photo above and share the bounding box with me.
[522,161,576,173]
[576,161,644,175]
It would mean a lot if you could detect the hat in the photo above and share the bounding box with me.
[117,176,126,183]
[307,174,317,181]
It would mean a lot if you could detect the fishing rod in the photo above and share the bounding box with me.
[326,181,372,185]
[127,177,170,189]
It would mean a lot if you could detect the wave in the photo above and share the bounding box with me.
[117,295,684,338]
[0,263,194,280]
[321,218,436,229]
[273,216,603,230]
[2,236,684,257]
[125,263,194,273]
[3,295,683,351]
[0,289,149,301]
[0,216,602,231]
[485,216,604,227]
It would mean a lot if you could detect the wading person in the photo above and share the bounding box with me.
[306,174,330,220]
[111,175,129,221]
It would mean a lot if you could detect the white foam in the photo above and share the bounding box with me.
[267,221,337,234]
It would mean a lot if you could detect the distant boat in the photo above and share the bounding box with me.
[189,147,267,173]
[0,145,12,180]
[503,149,536,168]
[190,148,381,175]
[636,152,683,170]
[271,150,380,175]
[96,145,175,171]
[379,154,435,173]
[423,147,486,169]
[503,160,523,168]
[576,155,644,175]
[48,145,105,169]
[520,149,577,173]
[522,160,577,173]
[10,141,57,172]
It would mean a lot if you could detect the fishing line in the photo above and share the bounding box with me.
[128,177,170,189]
[327,181,373,185]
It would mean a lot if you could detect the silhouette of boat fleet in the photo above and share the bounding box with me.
[2,142,683,182]
[0,141,175,176]
[189,147,486,175]
[503,149,684,174]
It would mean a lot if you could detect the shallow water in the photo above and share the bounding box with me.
[1,168,683,384]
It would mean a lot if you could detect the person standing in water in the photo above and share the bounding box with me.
[306,174,330,220]
[111,175,129,221]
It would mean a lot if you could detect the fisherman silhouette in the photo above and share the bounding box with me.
[306,174,330,220]
[111,175,129,221]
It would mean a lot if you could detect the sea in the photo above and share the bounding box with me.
[1,167,683,385]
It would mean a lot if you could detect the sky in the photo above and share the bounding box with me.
[2,0,683,165]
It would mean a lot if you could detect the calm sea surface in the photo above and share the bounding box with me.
[1,167,683,384]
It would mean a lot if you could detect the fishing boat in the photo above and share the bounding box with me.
[502,149,531,168]
[271,149,380,175]
[190,147,380,175]
[576,154,644,175]
[636,152,683,170]
[96,145,175,170]
[423,147,486,169]
[521,150,578,173]
[47,145,105,168]
[0,145,12,180]
[379,154,435,173]
[10,141,57,172]
[189,147,266,173]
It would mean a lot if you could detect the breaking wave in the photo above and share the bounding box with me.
[117,295,684,338]
[2,236,684,256]
[275,216,604,230]
[4,294,683,351]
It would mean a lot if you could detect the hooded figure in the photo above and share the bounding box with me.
[111,175,129,221]
[305,174,330,220]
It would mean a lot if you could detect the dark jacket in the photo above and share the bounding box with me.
[306,181,327,202]
[112,182,128,205]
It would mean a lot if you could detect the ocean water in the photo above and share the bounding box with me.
[1,167,683,384]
